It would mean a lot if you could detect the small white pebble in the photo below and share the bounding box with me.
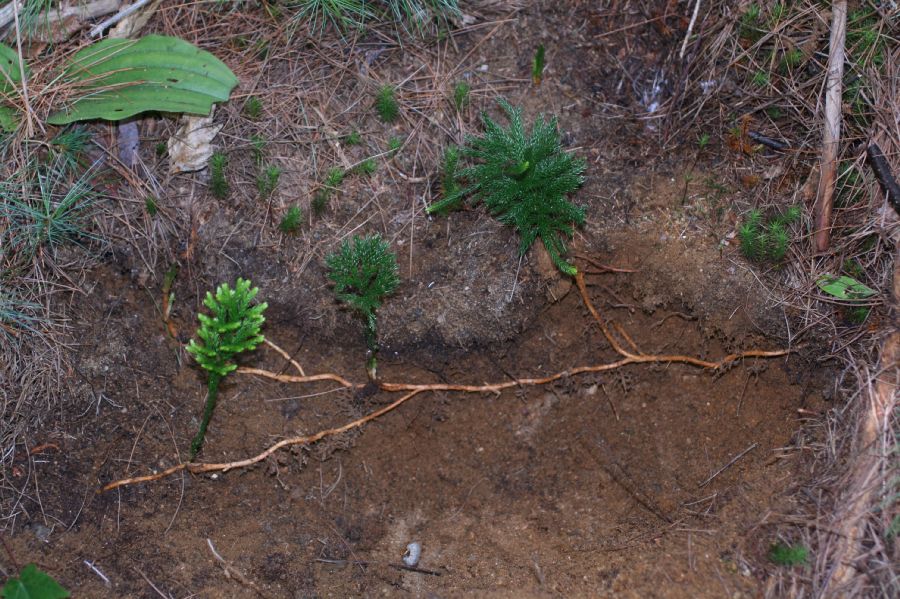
[403,542,421,567]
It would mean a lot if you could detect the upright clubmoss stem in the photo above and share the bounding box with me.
[190,372,221,459]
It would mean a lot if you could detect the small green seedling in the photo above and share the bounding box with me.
[345,130,362,146]
[353,158,377,175]
[427,99,586,275]
[738,206,800,263]
[532,44,546,86]
[279,205,302,234]
[209,152,229,199]
[452,81,470,111]
[2,564,70,599]
[768,542,808,567]
[257,164,282,200]
[326,234,399,381]
[185,278,267,458]
[251,134,266,166]
[439,145,461,199]
[375,85,399,123]
[244,95,263,119]
[388,136,403,154]
[144,197,158,216]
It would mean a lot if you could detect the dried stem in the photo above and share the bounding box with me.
[813,0,847,252]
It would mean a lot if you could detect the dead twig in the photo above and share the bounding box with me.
[698,442,758,488]
[866,141,900,215]
[813,0,847,252]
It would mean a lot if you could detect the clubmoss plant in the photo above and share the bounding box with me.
[209,152,229,199]
[738,205,800,263]
[452,81,470,112]
[427,99,586,275]
[375,85,399,123]
[279,205,302,234]
[250,134,266,166]
[244,95,263,119]
[768,542,808,567]
[532,44,545,85]
[185,278,267,458]
[345,129,362,146]
[326,234,399,381]
[353,158,377,175]
[439,145,461,199]
[257,164,282,200]
[388,136,403,154]
[144,197,158,216]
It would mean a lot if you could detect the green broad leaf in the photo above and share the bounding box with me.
[2,564,70,599]
[816,275,877,300]
[0,43,27,91]
[0,105,19,132]
[48,35,238,124]
[0,43,28,132]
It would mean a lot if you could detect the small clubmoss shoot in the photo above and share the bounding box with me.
[312,190,329,216]
[257,164,282,200]
[244,95,263,119]
[738,206,800,263]
[279,205,302,234]
[325,166,346,188]
[251,135,266,166]
[155,141,167,157]
[768,542,808,567]
[209,152,229,199]
[353,158,377,175]
[452,81,470,111]
[375,85,399,123]
[345,130,362,146]
[388,136,403,154]
[144,197,158,216]
[532,44,546,85]
[326,234,399,380]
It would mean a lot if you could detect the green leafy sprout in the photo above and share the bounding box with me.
[353,158,377,175]
[313,167,347,215]
[375,85,400,123]
[244,95,263,119]
[257,164,282,200]
[532,44,546,85]
[2,563,70,599]
[144,197,158,216]
[326,234,399,380]
[279,205,302,234]
[209,152,229,199]
[738,206,800,264]
[250,134,266,166]
[345,129,362,146]
[427,99,586,276]
[768,542,808,567]
[452,81,470,111]
[388,136,403,154]
[185,278,267,458]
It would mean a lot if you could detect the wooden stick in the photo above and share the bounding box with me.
[813,0,847,253]
[866,141,900,215]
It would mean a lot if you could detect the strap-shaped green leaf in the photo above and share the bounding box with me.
[48,35,237,124]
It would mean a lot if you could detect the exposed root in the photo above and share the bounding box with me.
[101,264,789,493]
